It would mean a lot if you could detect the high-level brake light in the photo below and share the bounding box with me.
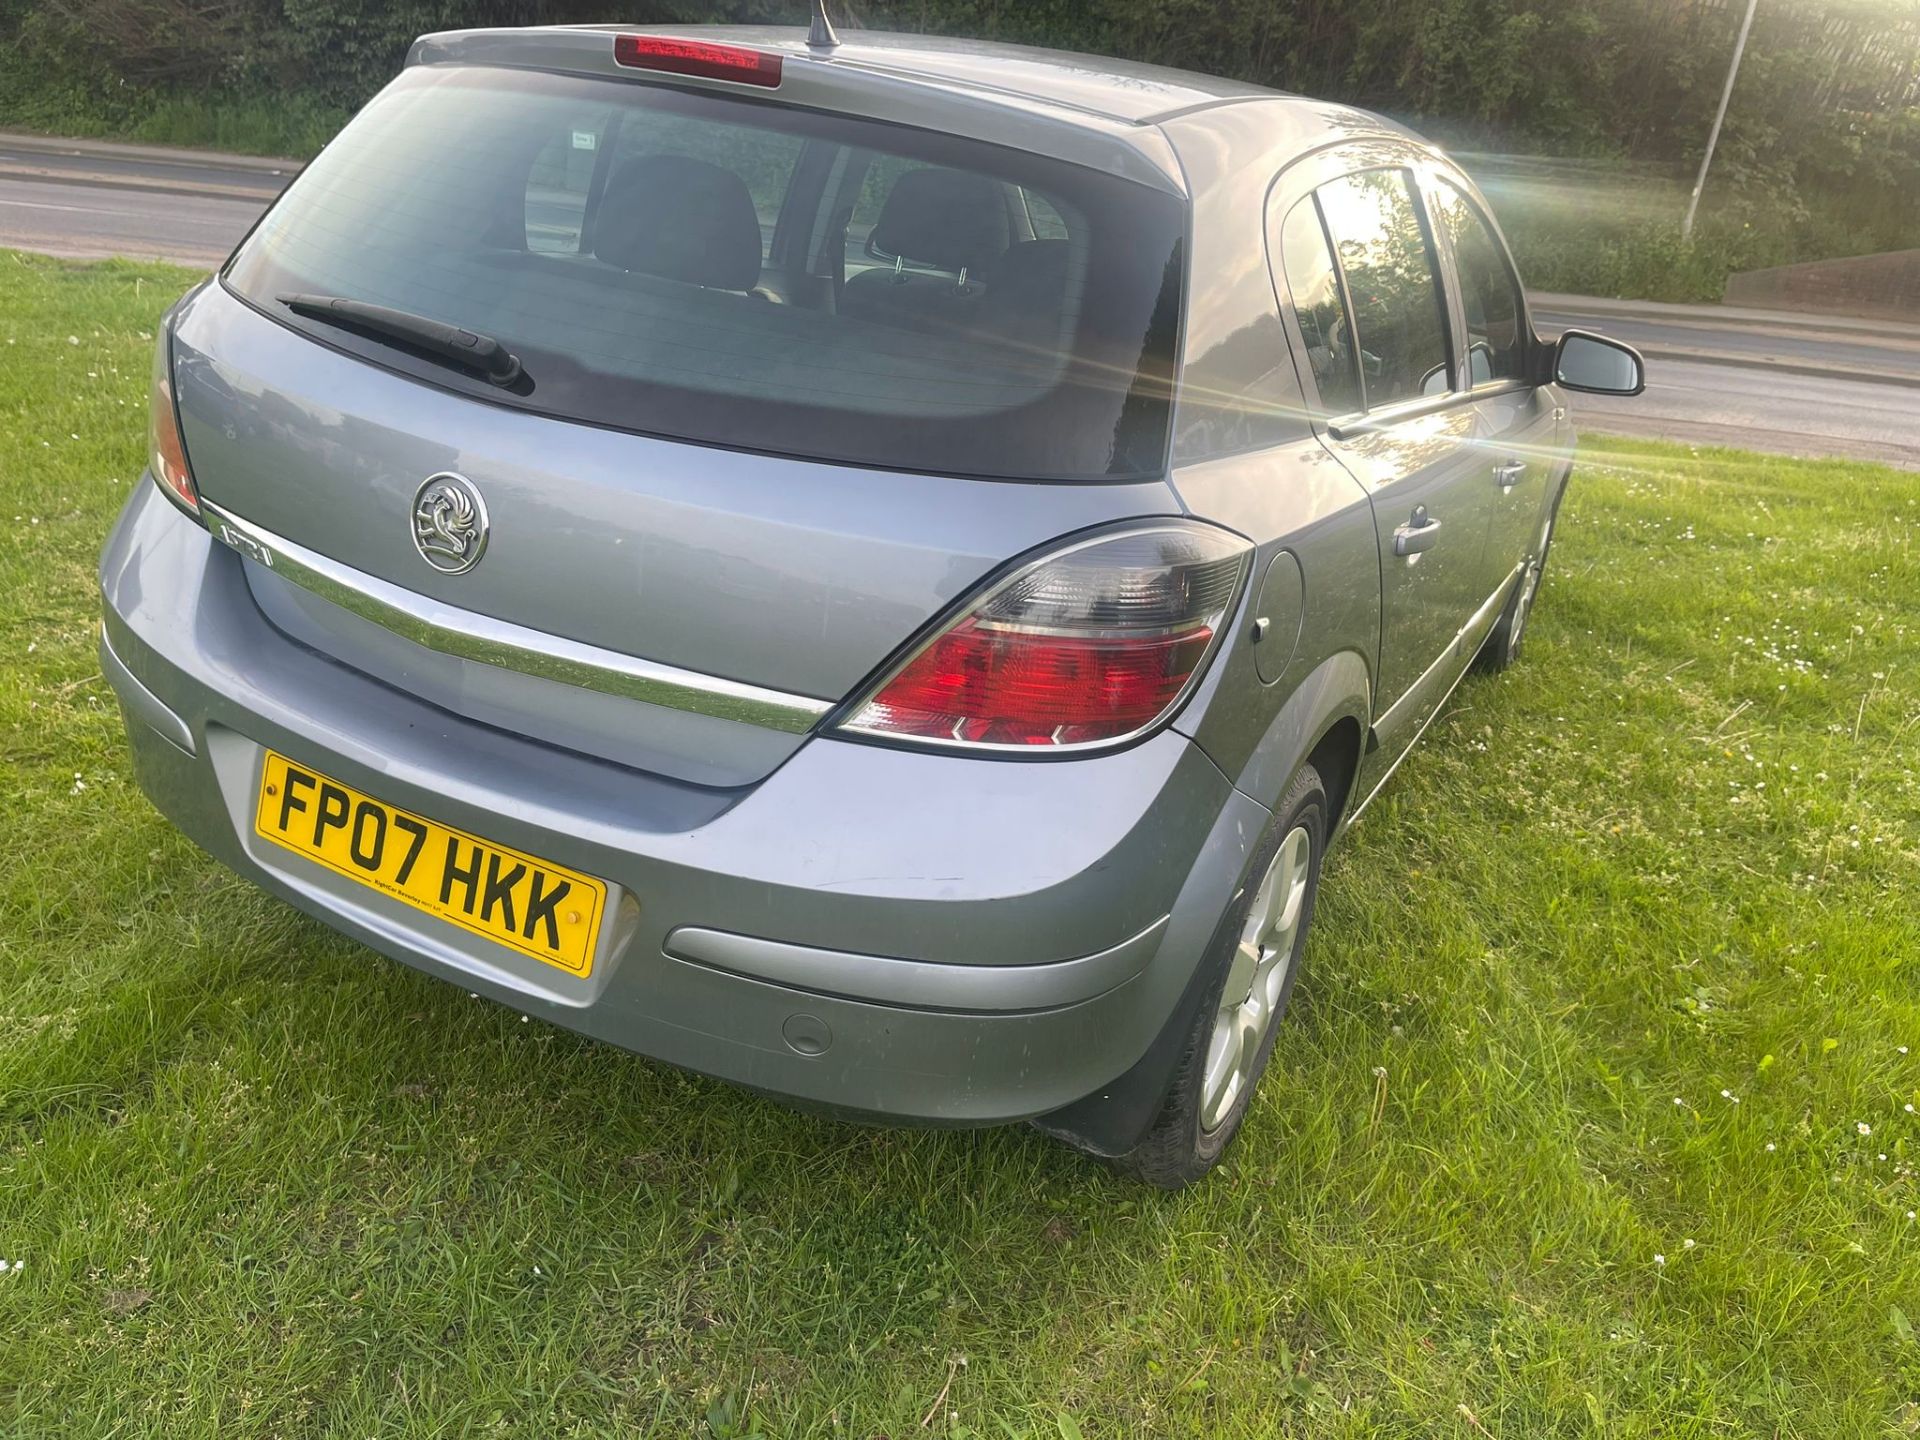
[613,35,784,88]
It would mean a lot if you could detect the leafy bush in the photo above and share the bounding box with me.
[0,0,1914,296]
[1501,207,1899,304]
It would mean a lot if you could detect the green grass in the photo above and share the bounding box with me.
[1503,216,1743,304]
[3,247,1919,1436]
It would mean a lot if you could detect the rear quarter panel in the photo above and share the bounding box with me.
[1170,442,1380,817]
[1161,102,1395,816]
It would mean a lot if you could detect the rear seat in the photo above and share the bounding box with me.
[593,154,766,293]
[842,167,1011,331]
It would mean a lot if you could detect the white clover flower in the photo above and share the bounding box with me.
[1766,1143,1776,1152]
[1859,1122,1873,1136]
[1653,1254,1666,1267]
[1682,1238,1695,1250]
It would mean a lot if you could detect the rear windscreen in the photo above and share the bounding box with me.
[224,64,1187,481]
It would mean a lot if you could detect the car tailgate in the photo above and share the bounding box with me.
[170,282,1174,786]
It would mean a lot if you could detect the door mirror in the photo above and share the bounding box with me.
[1552,330,1645,396]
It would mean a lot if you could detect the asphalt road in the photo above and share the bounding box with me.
[0,172,263,267]
[0,133,288,266]
[1528,298,1920,468]
[4,130,1915,468]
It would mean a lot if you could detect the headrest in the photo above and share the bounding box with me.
[869,167,1011,274]
[593,155,763,291]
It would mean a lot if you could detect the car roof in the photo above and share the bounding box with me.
[408,24,1431,195]
[420,24,1287,127]
[618,26,1286,125]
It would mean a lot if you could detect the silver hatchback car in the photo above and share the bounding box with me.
[100,21,1643,1184]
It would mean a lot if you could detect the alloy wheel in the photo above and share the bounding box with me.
[1199,823,1312,1132]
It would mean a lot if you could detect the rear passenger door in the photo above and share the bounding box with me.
[1273,165,1494,766]
[1426,174,1563,598]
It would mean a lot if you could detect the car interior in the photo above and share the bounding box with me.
[229,70,1187,476]
[523,119,1085,360]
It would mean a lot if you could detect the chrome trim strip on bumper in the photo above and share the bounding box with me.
[199,500,834,735]
[664,915,1169,1013]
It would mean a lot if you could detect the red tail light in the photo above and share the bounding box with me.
[149,327,199,516]
[613,35,783,88]
[840,524,1251,752]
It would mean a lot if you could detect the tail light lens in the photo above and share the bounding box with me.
[840,523,1252,752]
[148,326,199,516]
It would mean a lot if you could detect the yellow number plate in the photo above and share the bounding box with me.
[254,750,607,976]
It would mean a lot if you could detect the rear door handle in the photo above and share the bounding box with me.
[1493,459,1527,490]
[1393,507,1443,557]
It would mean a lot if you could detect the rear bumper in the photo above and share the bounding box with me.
[100,479,1268,1125]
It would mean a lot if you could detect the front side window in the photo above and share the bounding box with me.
[225,65,1186,481]
[1430,179,1528,386]
[1276,196,1363,418]
[1314,169,1452,409]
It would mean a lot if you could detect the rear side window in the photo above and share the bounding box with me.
[1025,191,1070,241]
[224,65,1186,482]
[1276,196,1363,418]
[524,124,603,254]
[1314,169,1452,409]
[1429,179,1527,386]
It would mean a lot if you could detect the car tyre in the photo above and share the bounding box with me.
[1111,762,1328,1188]
[1478,476,1568,673]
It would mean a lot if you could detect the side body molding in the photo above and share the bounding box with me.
[665,915,1170,1013]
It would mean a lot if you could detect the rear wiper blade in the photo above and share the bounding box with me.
[278,293,524,386]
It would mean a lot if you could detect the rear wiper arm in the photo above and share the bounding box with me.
[278,293,524,386]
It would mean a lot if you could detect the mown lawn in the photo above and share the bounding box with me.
[2,248,1917,1437]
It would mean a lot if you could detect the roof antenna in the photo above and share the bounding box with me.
[807,0,841,51]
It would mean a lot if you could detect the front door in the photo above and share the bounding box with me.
[1477,385,1560,587]
[1427,175,1564,596]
